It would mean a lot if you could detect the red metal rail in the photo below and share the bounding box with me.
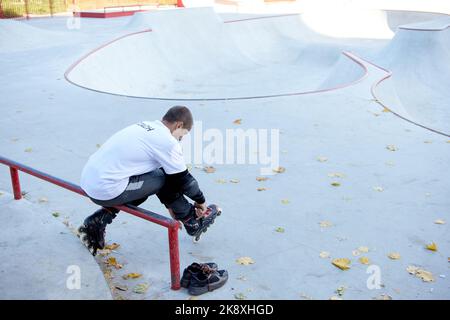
[0,155,181,290]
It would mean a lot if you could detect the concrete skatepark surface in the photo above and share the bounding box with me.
[0,192,112,299]
[0,0,449,300]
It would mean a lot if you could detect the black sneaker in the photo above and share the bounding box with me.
[180,262,218,288]
[182,204,222,242]
[77,208,117,256]
[188,269,229,296]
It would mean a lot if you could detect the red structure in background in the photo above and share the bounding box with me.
[0,155,181,290]
[77,4,151,18]
[0,0,182,19]
[76,1,184,19]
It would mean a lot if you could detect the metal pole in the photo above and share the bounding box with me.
[49,0,53,17]
[25,0,30,19]
[168,225,181,290]
[10,168,22,200]
[0,0,4,19]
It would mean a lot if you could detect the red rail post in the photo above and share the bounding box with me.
[0,0,4,19]
[168,224,181,290]
[10,168,22,200]
[176,0,184,8]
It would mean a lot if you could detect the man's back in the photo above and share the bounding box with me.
[80,120,186,201]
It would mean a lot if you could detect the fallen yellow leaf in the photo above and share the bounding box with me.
[426,242,438,252]
[335,286,346,296]
[123,273,142,280]
[233,119,242,125]
[106,257,123,269]
[319,221,333,228]
[103,269,113,280]
[406,266,435,282]
[358,246,369,253]
[275,227,285,233]
[281,199,290,205]
[215,179,227,184]
[257,187,267,192]
[236,257,255,265]
[272,166,286,174]
[133,283,150,294]
[203,166,216,173]
[105,243,120,251]
[434,219,446,225]
[319,251,330,259]
[388,252,401,260]
[331,182,341,187]
[234,293,246,300]
[359,257,370,265]
[332,258,351,270]
[256,176,269,182]
[386,145,398,152]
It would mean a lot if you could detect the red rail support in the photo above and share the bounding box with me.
[0,0,4,19]
[10,167,22,200]
[0,155,181,290]
[177,0,184,7]
[168,225,181,289]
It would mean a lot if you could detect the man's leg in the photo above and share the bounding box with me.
[79,169,165,255]
[156,187,221,240]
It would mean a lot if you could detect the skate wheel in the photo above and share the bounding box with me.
[77,226,85,237]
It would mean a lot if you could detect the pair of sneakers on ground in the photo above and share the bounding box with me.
[78,203,221,256]
[181,262,228,296]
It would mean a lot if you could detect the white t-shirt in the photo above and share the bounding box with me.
[80,120,187,200]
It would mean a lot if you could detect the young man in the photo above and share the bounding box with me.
[78,106,221,256]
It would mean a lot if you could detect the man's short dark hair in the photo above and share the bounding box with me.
[162,106,193,131]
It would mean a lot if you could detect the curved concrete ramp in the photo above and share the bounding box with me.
[0,192,112,299]
[66,8,365,100]
[0,20,84,53]
[373,19,450,135]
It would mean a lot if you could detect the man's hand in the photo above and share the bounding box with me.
[194,202,209,219]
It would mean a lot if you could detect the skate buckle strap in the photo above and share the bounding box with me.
[200,264,215,274]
